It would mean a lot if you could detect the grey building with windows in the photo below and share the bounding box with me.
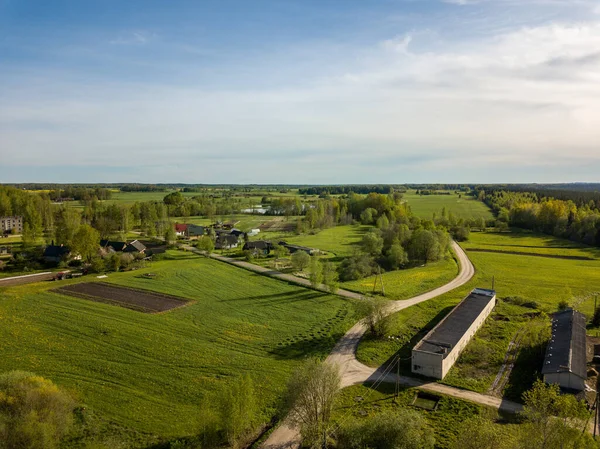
[0,216,23,234]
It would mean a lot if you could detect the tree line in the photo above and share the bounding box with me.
[479,188,600,247]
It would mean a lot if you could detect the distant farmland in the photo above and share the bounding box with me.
[404,191,494,220]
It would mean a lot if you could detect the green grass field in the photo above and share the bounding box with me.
[280,225,369,258]
[342,256,458,300]
[404,190,493,220]
[356,230,600,400]
[0,250,358,444]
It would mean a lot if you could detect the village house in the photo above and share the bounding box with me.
[215,234,239,250]
[43,244,74,264]
[100,239,147,254]
[174,223,188,237]
[243,240,273,256]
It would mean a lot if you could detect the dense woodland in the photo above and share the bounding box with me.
[478,188,600,246]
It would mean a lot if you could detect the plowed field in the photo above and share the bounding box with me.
[56,282,190,313]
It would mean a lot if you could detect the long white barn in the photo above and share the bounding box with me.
[412,288,496,380]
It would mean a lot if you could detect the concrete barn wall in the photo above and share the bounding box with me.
[412,351,444,379]
[544,372,586,392]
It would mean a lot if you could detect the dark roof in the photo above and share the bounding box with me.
[217,234,238,244]
[542,309,587,380]
[230,228,244,236]
[244,240,272,250]
[43,245,70,258]
[278,241,314,252]
[100,240,128,252]
[414,288,496,358]
[187,224,205,236]
[127,240,146,252]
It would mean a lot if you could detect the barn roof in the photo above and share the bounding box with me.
[542,309,587,380]
[414,288,496,358]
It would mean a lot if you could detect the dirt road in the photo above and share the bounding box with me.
[262,242,516,449]
[187,242,521,448]
[184,246,366,301]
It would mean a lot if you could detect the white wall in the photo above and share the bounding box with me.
[544,372,586,392]
[412,350,444,379]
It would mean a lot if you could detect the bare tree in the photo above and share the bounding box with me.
[286,358,340,447]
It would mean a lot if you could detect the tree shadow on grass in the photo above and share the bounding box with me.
[219,290,325,306]
[270,334,338,360]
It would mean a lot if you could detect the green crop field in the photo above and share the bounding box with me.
[342,256,458,300]
[0,250,358,445]
[404,190,493,220]
[356,230,600,400]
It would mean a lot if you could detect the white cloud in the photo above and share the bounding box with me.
[109,31,154,45]
[381,34,413,54]
[2,20,600,182]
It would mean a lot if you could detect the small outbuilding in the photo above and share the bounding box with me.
[43,244,72,263]
[243,240,273,255]
[412,288,496,379]
[542,309,587,392]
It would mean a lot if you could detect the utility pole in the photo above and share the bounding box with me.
[492,276,495,291]
[395,356,400,399]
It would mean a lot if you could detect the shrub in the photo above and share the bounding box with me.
[0,371,76,449]
[336,409,434,449]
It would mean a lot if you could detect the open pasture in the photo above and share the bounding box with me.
[342,257,458,300]
[280,225,369,258]
[0,250,357,440]
[404,190,493,220]
[56,282,191,313]
[356,230,600,399]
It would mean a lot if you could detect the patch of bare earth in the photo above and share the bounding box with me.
[55,282,192,313]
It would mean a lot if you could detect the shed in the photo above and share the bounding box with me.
[542,309,587,392]
[412,288,496,379]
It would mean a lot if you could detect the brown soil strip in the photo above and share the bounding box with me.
[55,282,191,313]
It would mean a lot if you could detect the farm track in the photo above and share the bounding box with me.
[488,326,527,396]
[187,241,522,448]
[0,271,55,286]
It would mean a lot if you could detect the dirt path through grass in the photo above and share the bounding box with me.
[261,242,503,448]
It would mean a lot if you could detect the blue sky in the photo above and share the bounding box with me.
[1,0,600,184]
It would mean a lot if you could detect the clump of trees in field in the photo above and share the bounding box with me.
[0,371,76,448]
